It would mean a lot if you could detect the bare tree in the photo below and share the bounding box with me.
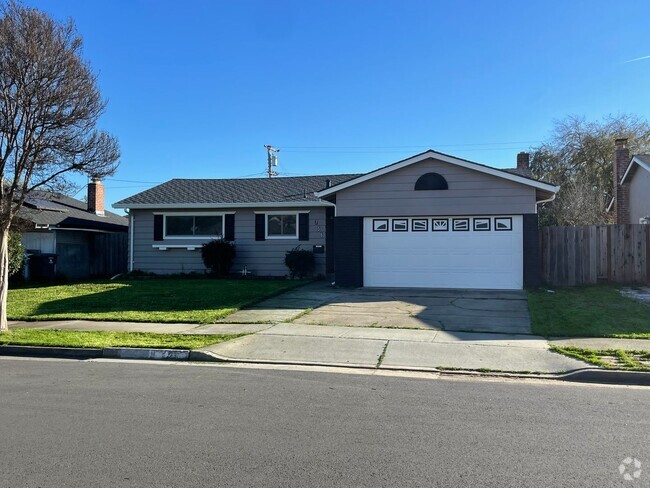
[0,1,119,331]
[530,114,650,226]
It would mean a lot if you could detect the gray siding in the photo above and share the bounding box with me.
[335,157,538,217]
[629,168,650,224]
[132,207,328,276]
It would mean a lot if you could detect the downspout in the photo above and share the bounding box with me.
[127,210,134,272]
[535,192,557,213]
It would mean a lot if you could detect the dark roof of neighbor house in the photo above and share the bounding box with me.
[18,191,128,232]
[114,174,363,207]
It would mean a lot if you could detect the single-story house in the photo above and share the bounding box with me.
[114,150,558,290]
[18,180,129,279]
[608,138,650,224]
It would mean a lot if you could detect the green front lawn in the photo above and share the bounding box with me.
[0,329,242,349]
[8,279,304,324]
[527,285,650,339]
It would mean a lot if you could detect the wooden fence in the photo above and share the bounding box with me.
[89,232,128,278]
[539,224,650,286]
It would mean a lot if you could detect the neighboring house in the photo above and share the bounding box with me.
[608,138,650,224]
[18,180,129,279]
[114,150,558,290]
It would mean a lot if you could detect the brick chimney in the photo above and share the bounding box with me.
[613,138,630,224]
[516,152,530,171]
[87,178,105,216]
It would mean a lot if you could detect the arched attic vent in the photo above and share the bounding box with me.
[414,172,448,190]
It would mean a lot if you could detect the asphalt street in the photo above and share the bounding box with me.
[0,357,648,488]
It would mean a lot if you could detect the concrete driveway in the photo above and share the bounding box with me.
[220,282,532,335]
[237,282,531,334]
[291,286,532,335]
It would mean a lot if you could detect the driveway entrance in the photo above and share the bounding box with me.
[292,287,531,335]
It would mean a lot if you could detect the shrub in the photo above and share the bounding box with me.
[284,246,315,279]
[201,240,236,276]
[8,232,24,277]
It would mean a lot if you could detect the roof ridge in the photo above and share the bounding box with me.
[169,173,362,182]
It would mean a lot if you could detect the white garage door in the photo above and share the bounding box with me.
[363,216,523,289]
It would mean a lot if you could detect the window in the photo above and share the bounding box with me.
[452,218,470,231]
[414,172,448,191]
[373,219,389,232]
[432,218,449,231]
[473,218,491,231]
[412,219,428,231]
[165,214,224,238]
[494,217,513,231]
[267,213,298,238]
[392,219,408,232]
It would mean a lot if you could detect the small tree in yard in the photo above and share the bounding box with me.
[201,240,236,277]
[0,2,120,331]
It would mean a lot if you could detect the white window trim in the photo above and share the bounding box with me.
[264,211,300,240]
[162,212,226,240]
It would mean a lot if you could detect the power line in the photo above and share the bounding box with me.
[280,140,542,150]
[104,178,163,184]
[281,147,534,154]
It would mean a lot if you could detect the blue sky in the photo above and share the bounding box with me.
[29,0,650,209]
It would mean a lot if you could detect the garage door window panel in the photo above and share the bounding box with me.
[392,219,408,232]
[452,218,470,231]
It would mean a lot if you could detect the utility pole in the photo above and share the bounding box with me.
[264,145,279,178]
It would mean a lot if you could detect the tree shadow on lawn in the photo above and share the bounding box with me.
[21,279,297,322]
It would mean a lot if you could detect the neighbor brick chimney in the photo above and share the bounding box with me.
[516,152,530,171]
[87,178,105,216]
[613,138,630,224]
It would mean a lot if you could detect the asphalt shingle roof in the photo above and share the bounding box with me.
[18,191,128,231]
[115,174,362,206]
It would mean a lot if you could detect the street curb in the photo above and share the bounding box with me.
[0,345,103,359]
[2,346,650,386]
[104,348,190,360]
[0,345,188,361]
[556,368,650,386]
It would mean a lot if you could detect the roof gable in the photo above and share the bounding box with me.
[315,150,559,198]
[621,155,650,184]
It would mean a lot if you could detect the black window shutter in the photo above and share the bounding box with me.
[299,213,309,241]
[153,215,164,241]
[225,214,235,241]
[255,214,265,241]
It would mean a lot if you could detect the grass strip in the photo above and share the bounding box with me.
[0,329,246,350]
[550,345,650,371]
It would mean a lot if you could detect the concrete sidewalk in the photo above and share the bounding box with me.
[9,319,649,374]
[198,323,587,373]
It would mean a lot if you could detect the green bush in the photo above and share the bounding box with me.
[201,240,236,276]
[284,246,315,279]
[8,232,24,277]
